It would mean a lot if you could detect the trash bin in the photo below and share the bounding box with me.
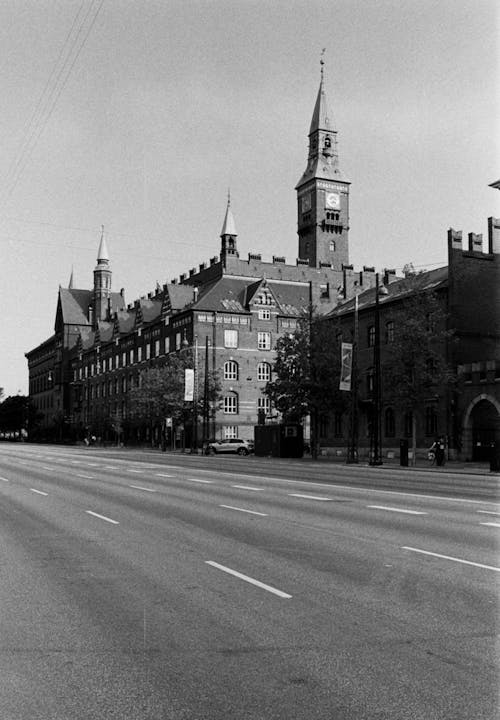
[400,438,409,467]
[490,441,500,473]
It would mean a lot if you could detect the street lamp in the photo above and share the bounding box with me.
[369,273,388,466]
[347,293,359,464]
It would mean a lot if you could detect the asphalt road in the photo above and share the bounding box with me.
[0,443,498,719]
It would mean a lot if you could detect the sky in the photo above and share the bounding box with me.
[0,0,498,397]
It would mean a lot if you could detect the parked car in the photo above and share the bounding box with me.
[205,438,254,456]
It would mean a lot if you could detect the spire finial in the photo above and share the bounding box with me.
[227,188,231,206]
[320,48,326,82]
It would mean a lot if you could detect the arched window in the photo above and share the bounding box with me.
[385,408,395,437]
[257,362,271,382]
[329,240,336,252]
[224,360,239,381]
[223,392,238,414]
[385,321,394,344]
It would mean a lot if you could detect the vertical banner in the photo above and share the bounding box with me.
[184,368,194,401]
[339,342,353,391]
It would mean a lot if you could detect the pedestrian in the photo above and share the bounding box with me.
[435,436,446,466]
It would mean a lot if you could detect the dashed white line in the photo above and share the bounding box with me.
[289,493,332,501]
[85,510,119,525]
[127,469,144,474]
[187,478,213,484]
[205,561,292,599]
[30,488,48,496]
[105,465,118,470]
[368,505,427,515]
[41,466,55,471]
[156,473,173,478]
[401,546,500,572]
[232,484,263,491]
[480,522,500,528]
[219,504,268,516]
[0,476,9,482]
[477,510,500,516]
[129,485,156,493]
[75,473,94,479]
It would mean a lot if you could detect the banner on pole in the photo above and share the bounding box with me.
[339,342,353,391]
[184,368,194,401]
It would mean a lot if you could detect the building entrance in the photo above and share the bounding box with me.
[471,399,500,461]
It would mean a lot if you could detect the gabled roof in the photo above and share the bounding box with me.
[56,288,92,329]
[334,266,449,317]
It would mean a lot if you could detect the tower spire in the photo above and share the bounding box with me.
[93,225,112,326]
[68,265,74,289]
[220,191,238,266]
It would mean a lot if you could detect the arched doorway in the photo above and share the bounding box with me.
[467,397,500,461]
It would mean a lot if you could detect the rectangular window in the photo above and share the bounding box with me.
[165,336,170,353]
[146,344,151,360]
[155,339,160,357]
[258,308,271,320]
[175,332,181,350]
[129,349,134,364]
[385,321,394,344]
[368,326,375,347]
[138,347,143,362]
[91,363,95,376]
[223,425,238,439]
[257,332,271,350]
[223,395,238,414]
[257,396,271,415]
[122,352,126,367]
[224,329,238,348]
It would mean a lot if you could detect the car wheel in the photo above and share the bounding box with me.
[237,447,248,456]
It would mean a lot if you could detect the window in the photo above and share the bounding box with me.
[121,376,127,393]
[165,336,170,353]
[224,360,239,380]
[223,393,238,414]
[223,425,238,439]
[258,332,271,350]
[224,329,238,348]
[334,411,343,438]
[319,414,329,438]
[368,325,375,347]
[258,308,271,320]
[257,362,271,381]
[329,240,335,252]
[385,408,395,437]
[122,352,126,367]
[425,407,438,437]
[257,396,271,415]
[367,367,374,395]
[175,332,181,351]
[138,347,143,362]
[320,283,329,298]
[385,321,394,344]
[146,343,151,360]
[155,339,160,357]
[129,349,134,364]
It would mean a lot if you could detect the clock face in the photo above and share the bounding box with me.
[325,192,340,209]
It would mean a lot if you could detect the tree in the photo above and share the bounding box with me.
[264,310,346,458]
[126,350,220,448]
[382,279,455,464]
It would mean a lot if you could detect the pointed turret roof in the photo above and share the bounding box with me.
[220,192,237,237]
[309,79,333,135]
[68,266,74,289]
[97,225,109,263]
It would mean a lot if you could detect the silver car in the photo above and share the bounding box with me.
[205,438,254,456]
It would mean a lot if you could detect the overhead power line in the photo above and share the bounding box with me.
[0,0,105,209]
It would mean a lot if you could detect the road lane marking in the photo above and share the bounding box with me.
[232,484,263,491]
[85,510,119,525]
[129,485,156,493]
[401,546,500,572]
[127,469,144,474]
[105,465,118,470]
[71,460,81,464]
[288,493,332,501]
[219,504,268,516]
[42,466,55,471]
[0,476,9,482]
[480,522,500,528]
[205,561,291,599]
[75,473,94,479]
[84,463,98,467]
[477,510,500,515]
[30,488,48,496]
[156,473,173,478]
[187,478,213,484]
[368,505,427,515]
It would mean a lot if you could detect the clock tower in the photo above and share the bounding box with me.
[296,61,350,269]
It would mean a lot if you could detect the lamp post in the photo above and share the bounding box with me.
[347,293,359,464]
[369,273,387,466]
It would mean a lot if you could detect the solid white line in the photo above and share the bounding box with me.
[401,546,500,572]
[187,478,213,484]
[288,493,332,501]
[129,484,156,493]
[85,510,119,525]
[156,473,173,478]
[30,488,48,496]
[477,510,500,515]
[480,522,500,528]
[219,504,268,516]
[205,561,291,598]
[232,484,263,491]
[75,473,94,479]
[368,505,427,515]
[0,476,9,482]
